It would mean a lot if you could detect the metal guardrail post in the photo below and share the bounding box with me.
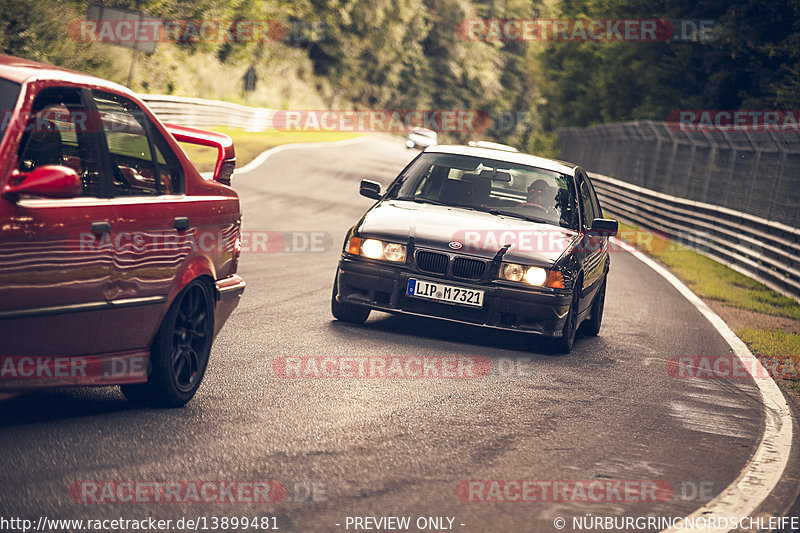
[766,129,787,222]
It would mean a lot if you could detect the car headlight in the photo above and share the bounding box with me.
[346,237,407,263]
[500,263,561,288]
[500,263,525,282]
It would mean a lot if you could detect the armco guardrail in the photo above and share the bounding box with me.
[139,95,363,133]
[140,94,275,131]
[560,120,800,228]
[589,172,800,302]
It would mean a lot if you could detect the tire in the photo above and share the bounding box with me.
[121,280,214,407]
[331,272,370,324]
[554,283,581,354]
[580,276,606,337]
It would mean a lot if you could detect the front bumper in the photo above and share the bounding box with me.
[335,257,571,337]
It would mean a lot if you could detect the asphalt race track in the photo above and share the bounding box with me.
[1,137,796,532]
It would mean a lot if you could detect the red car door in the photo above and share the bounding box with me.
[87,90,219,354]
[0,85,114,358]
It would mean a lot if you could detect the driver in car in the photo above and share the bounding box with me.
[522,179,557,214]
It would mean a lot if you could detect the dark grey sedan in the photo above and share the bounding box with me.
[332,145,617,353]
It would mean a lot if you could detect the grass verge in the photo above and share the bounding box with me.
[178,127,363,173]
[617,221,800,391]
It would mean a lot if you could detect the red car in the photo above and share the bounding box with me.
[0,55,245,406]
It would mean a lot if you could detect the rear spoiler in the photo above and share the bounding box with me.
[165,123,236,185]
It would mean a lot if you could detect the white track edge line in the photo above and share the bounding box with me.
[200,136,371,179]
[612,237,793,533]
[236,136,370,174]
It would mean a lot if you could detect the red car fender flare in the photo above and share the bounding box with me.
[165,255,217,312]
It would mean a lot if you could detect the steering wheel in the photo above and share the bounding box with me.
[518,202,549,214]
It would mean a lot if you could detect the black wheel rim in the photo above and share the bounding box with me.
[171,285,209,393]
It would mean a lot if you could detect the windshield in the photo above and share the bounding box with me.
[0,77,22,145]
[387,152,578,229]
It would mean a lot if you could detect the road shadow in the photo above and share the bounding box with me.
[329,311,598,356]
[0,387,134,428]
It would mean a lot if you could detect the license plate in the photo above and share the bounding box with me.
[407,278,484,308]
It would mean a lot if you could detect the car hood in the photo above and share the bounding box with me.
[358,200,579,266]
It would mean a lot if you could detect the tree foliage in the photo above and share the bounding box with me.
[2,0,795,156]
[539,0,800,129]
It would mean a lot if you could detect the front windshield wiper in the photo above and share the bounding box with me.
[478,208,549,225]
[394,196,447,206]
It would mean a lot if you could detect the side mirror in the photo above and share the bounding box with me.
[589,218,619,236]
[360,179,382,200]
[2,165,81,201]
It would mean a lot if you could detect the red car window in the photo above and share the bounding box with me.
[93,91,183,196]
[17,87,103,196]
